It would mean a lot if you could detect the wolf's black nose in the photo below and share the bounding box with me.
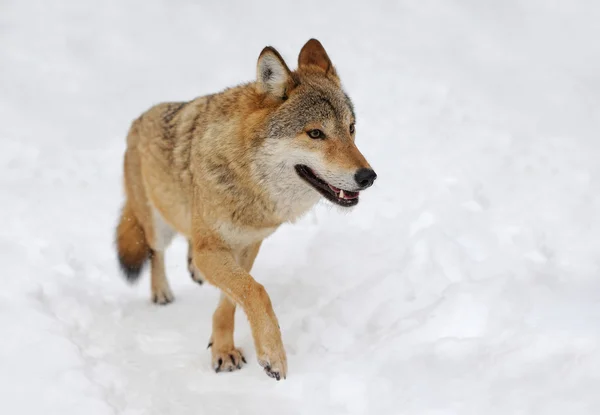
[355,168,377,189]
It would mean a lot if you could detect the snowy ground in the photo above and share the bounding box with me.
[2,0,600,414]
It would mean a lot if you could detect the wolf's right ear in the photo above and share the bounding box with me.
[256,47,293,100]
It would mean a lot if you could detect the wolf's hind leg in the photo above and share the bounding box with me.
[148,209,175,305]
[150,250,174,305]
[188,240,204,285]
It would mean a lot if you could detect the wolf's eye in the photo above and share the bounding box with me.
[307,129,325,139]
[349,123,355,134]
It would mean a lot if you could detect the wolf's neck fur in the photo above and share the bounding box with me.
[251,140,320,223]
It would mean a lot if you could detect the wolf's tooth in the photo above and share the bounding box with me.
[339,190,345,199]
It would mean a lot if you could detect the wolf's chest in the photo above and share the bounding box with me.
[215,221,279,250]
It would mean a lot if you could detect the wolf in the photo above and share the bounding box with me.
[115,39,377,380]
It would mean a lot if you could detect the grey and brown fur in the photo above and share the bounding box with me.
[115,39,376,380]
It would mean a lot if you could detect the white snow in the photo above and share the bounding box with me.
[2,0,600,414]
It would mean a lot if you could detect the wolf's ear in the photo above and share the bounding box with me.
[256,46,293,99]
[298,38,336,76]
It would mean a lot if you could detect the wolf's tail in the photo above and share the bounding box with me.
[116,202,150,282]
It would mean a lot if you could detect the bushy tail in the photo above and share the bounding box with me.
[116,202,150,283]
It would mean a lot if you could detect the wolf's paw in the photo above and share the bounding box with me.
[254,318,287,380]
[257,346,287,381]
[211,346,246,373]
[151,286,174,305]
[187,256,204,285]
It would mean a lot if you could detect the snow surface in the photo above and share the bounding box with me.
[2,0,600,414]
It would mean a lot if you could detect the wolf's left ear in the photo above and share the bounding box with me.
[256,47,293,99]
[298,38,337,78]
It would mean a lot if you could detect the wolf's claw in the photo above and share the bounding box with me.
[212,347,245,373]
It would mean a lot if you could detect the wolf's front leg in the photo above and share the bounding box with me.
[193,243,287,380]
[207,242,263,372]
[208,292,246,372]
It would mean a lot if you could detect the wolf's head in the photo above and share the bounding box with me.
[254,39,377,216]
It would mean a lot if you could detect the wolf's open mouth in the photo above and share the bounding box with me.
[294,165,359,207]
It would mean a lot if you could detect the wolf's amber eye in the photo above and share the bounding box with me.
[307,129,325,139]
[349,123,355,134]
